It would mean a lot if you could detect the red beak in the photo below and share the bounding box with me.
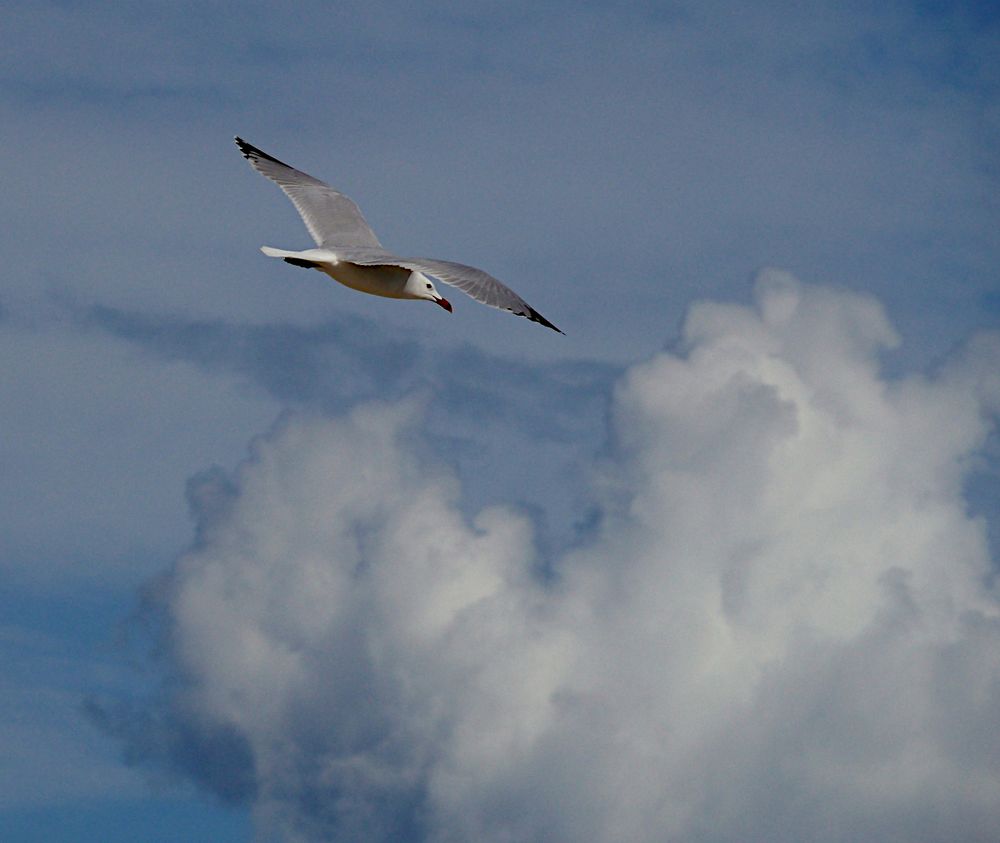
[436,297,452,313]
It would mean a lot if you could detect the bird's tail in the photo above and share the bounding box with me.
[260,245,325,269]
[261,246,305,259]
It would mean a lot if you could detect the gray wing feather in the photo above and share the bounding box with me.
[235,137,382,249]
[336,247,563,333]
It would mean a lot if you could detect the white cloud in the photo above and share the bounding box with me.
[126,272,1000,841]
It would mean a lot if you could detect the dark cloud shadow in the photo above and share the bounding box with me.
[77,299,620,559]
[81,303,617,431]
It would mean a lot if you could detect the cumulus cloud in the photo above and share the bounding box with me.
[109,272,1000,841]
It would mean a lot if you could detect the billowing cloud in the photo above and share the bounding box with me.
[108,272,1000,841]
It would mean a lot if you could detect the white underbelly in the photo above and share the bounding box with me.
[322,262,411,299]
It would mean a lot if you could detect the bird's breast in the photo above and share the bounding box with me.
[322,262,411,299]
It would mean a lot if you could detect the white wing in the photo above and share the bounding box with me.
[235,137,382,249]
[335,247,564,333]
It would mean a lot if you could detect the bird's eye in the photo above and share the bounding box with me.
[426,283,432,289]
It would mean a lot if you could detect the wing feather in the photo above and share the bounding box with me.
[336,247,563,333]
[234,137,382,249]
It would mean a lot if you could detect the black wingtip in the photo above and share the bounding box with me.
[234,136,263,160]
[234,136,287,167]
[527,307,565,334]
[234,136,261,164]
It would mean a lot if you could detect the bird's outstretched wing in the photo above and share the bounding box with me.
[335,247,564,333]
[236,137,563,333]
[235,137,383,249]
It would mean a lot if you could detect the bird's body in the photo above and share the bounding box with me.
[235,137,562,332]
[259,246,426,300]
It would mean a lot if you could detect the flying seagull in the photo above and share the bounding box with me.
[234,137,563,333]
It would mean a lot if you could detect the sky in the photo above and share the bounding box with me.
[1,1,999,841]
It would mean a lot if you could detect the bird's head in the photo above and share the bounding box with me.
[406,271,451,312]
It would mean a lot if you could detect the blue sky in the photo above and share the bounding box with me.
[2,2,999,841]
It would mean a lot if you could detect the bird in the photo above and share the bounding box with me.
[234,137,563,333]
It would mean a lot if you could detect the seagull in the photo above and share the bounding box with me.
[234,137,563,333]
